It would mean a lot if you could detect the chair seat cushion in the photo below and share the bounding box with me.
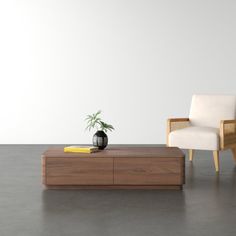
[169,126,220,150]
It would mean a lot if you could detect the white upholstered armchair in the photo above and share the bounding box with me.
[167,95,236,172]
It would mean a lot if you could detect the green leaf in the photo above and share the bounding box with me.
[85,110,114,133]
[85,115,92,121]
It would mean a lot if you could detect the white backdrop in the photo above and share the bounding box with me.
[0,0,236,144]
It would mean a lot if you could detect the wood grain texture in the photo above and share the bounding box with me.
[213,151,219,172]
[42,146,184,159]
[44,185,182,190]
[114,157,183,185]
[46,157,113,185]
[189,149,194,161]
[42,146,185,189]
[41,156,46,185]
[220,120,236,150]
[167,118,190,122]
[181,156,185,184]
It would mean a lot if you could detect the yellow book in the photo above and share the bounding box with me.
[64,146,99,153]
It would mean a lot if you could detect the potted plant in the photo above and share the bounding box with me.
[85,110,114,149]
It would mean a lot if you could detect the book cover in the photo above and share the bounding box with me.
[64,146,99,153]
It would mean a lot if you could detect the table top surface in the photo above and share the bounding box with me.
[42,146,184,158]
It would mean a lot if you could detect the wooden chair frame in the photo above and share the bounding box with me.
[167,118,236,172]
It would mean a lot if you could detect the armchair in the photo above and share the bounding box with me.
[167,95,236,172]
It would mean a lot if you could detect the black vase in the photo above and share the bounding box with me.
[93,130,108,150]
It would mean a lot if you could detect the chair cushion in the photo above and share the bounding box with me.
[189,95,236,128]
[169,126,220,150]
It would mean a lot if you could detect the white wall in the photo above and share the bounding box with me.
[0,0,236,144]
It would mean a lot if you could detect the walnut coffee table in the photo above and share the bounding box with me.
[42,146,185,190]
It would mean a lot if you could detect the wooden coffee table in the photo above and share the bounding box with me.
[42,146,185,190]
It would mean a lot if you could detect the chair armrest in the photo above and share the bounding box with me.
[167,118,190,145]
[167,118,190,122]
[220,120,236,149]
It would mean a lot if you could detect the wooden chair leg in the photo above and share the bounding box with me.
[213,151,219,172]
[231,148,236,163]
[189,149,194,161]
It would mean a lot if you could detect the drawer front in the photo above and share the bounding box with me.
[46,158,113,185]
[114,158,182,185]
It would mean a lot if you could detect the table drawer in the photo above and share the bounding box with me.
[114,157,182,185]
[45,157,113,185]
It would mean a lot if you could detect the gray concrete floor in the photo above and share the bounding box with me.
[0,145,236,236]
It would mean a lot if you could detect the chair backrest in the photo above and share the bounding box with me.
[189,94,236,128]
